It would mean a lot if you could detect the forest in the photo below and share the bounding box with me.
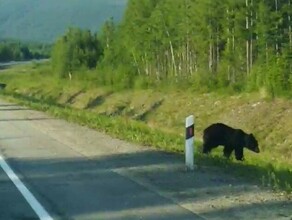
[51,0,292,96]
[0,40,51,62]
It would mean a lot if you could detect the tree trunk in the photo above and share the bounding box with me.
[250,0,253,71]
[209,40,213,73]
[216,26,220,70]
[232,20,235,83]
[227,8,231,78]
[289,0,292,74]
[275,0,279,55]
[185,1,190,77]
[246,0,250,75]
[156,54,160,80]
[166,33,177,78]
[266,43,269,65]
[132,50,141,75]
[143,53,150,76]
[186,41,189,76]
[163,20,177,78]
[289,0,292,49]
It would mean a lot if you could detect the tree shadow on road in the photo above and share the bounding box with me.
[3,150,291,220]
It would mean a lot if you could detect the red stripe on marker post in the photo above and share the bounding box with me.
[185,115,194,170]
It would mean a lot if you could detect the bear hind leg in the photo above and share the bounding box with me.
[234,147,244,161]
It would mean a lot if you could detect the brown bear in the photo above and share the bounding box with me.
[202,123,259,161]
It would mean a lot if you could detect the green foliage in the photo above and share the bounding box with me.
[21,0,288,97]
[0,39,50,62]
[96,0,292,96]
[248,52,292,97]
[51,28,102,78]
[2,0,291,97]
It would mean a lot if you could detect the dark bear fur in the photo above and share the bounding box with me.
[202,123,259,161]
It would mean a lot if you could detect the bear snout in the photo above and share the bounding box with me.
[254,147,260,153]
[0,83,6,90]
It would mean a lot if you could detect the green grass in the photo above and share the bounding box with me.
[0,63,291,193]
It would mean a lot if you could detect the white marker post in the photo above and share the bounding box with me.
[185,115,194,170]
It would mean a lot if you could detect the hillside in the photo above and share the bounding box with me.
[0,0,127,43]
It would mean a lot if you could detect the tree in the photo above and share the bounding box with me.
[51,28,102,78]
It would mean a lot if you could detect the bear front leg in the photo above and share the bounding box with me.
[234,147,244,161]
[202,142,214,154]
[202,144,211,154]
[223,146,233,159]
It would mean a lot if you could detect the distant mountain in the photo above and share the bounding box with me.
[0,0,127,43]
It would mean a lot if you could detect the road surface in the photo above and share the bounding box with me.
[0,59,49,70]
[0,99,291,220]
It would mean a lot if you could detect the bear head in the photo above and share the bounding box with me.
[245,133,260,153]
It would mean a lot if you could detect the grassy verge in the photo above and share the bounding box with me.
[0,63,291,193]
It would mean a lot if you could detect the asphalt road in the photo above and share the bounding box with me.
[0,166,39,220]
[0,59,49,70]
[0,99,204,220]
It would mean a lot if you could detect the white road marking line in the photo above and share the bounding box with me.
[0,155,53,220]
